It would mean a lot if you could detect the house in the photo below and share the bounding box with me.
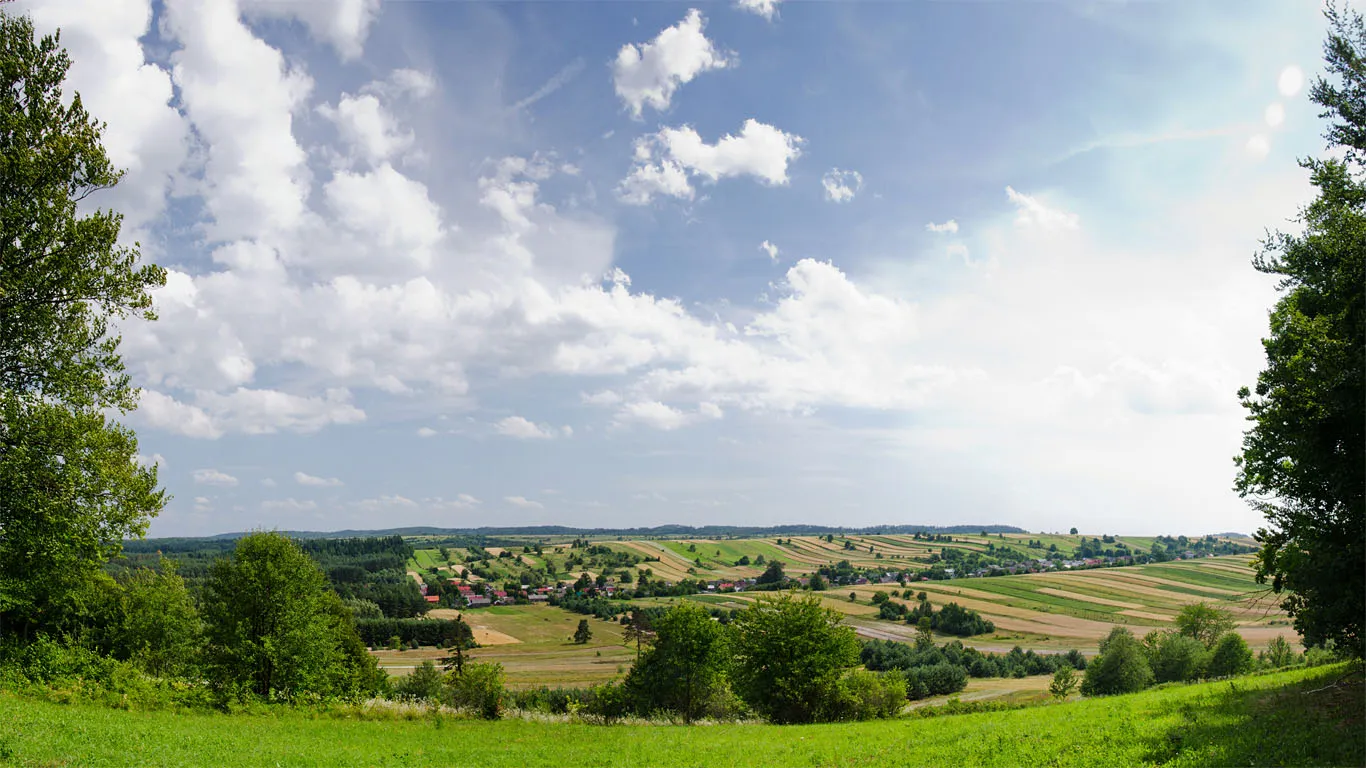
[492,590,508,605]
[528,594,549,602]
[424,595,440,603]
[466,595,491,607]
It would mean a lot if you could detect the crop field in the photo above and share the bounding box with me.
[844,556,1290,653]
[374,605,634,688]
[1,664,1358,767]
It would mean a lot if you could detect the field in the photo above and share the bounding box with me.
[402,532,1254,589]
[841,556,1293,654]
[373,605,635,688]
[0,664,1359,767]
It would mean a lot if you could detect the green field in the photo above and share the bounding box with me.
[0,664,1358,767]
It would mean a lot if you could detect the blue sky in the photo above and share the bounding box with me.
[21,0,1331,536]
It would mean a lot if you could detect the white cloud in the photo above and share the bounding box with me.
[582,390,624,406]
[261,478,278,488]
[134,453,167,470]
[1005,186,1079,230]
[504,495,545,509]
[759,240,779,262]
[614,400,723,431]
[138,388,365,438]
[1245,135,1271,160]
[735,0,781,21]
[821,169,863,203]
[416,427,438,437]
[613,9,730,117]
[1277,65,1303,97]
[323,164,447,268]
[295,471,344,487]
[494,416,560,440]
[620,119,803,204]
[18,0,189,237]
[511,57,585,112]
[318,93,412,165]
[925,220,959,234]
[352,495,417,511]
[239,0,380,61]
[163,0,313,242]
[193,468,239,486]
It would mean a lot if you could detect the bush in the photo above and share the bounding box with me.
[393,660,444,703]
[1207,633,1254,678]
[931,602,995,637]
[446,662,504,719]
[820,670,907,721]
[1081,627,1154,696]
[1148,632,1209,683]
[904,663,968,700]
[580,681,630,722]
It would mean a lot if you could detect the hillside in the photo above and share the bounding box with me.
[0,664,1358,767]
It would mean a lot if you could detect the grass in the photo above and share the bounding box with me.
[0,664,1358,767]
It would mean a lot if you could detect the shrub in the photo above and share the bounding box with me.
[393,660,444,703]
[821,670,906,721]
[904,663,968,700]
[1207,633,1254,678]
[1148,632,1209,683]
[1081,627,1154,696]
[446,661,504,719]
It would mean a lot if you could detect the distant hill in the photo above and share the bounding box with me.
[130,523,1029,545]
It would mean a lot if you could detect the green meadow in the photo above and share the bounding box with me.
[0,664,1358,767]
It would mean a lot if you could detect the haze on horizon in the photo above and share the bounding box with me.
[22,0,1329,538]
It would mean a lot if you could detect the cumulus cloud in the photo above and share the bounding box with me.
[821,169,862,202]
[261,498,318,512]
[193,468,239,486]
[239,0,380,60]
[504,495,545,509]
[620,119,803,204]
[416,427,438,437]
[494,416,562,440]
[1005,186,1079,230]
[926,220,959,234]
[613,9,730,117]
[614,400,723,431]
[735,0,782,20]
[295,471,344,487]
[138,388,365,438]
[759,240,779,262]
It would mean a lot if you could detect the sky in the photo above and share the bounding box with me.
[17,0,1335,537]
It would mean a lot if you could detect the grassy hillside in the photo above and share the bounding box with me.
[0,665,1358,767]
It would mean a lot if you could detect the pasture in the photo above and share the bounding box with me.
[0,664,1357,767]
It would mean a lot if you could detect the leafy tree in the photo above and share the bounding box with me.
[729,592,862,724]
[0,12,167,640]
[1207,632,1254,678]
[756,560,786,585]
[574,619,593,644]
[622,609,655,661]
[1173,604,1236,649]
[202,532,379,699]
[1081,627,1154,696]
[808,573,827,591]
[871,591,890,605]
[1069,528,1078,535]
[447,661,504,719]
[1147,631,1209,683]
[114,561,201,677]
[394,659,444,702]
[1237,4,1365,659]
[1262,634,1301,669]
[624,603,729,722]
[1049,666,1078,700]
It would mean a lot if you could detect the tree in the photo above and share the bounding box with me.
[574,618,593,644]
[756,560,786,585]
[808,573,827,591]
[0,12,167,640]
[622,609,656,661]
[624,603,729,722]
[1069,528,1078,535]
[394,659,445,702]
[1081,627,1154,696]
[1236,4,1366,659]
[446,661,504,719]
[203,532,380,699]
[1173,603,1237,649]
[1147,631,1209,683]
[729,592,862,724]
[1207,632,1254,678]
[114,561,201,677]
[1049,666,1078,700]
